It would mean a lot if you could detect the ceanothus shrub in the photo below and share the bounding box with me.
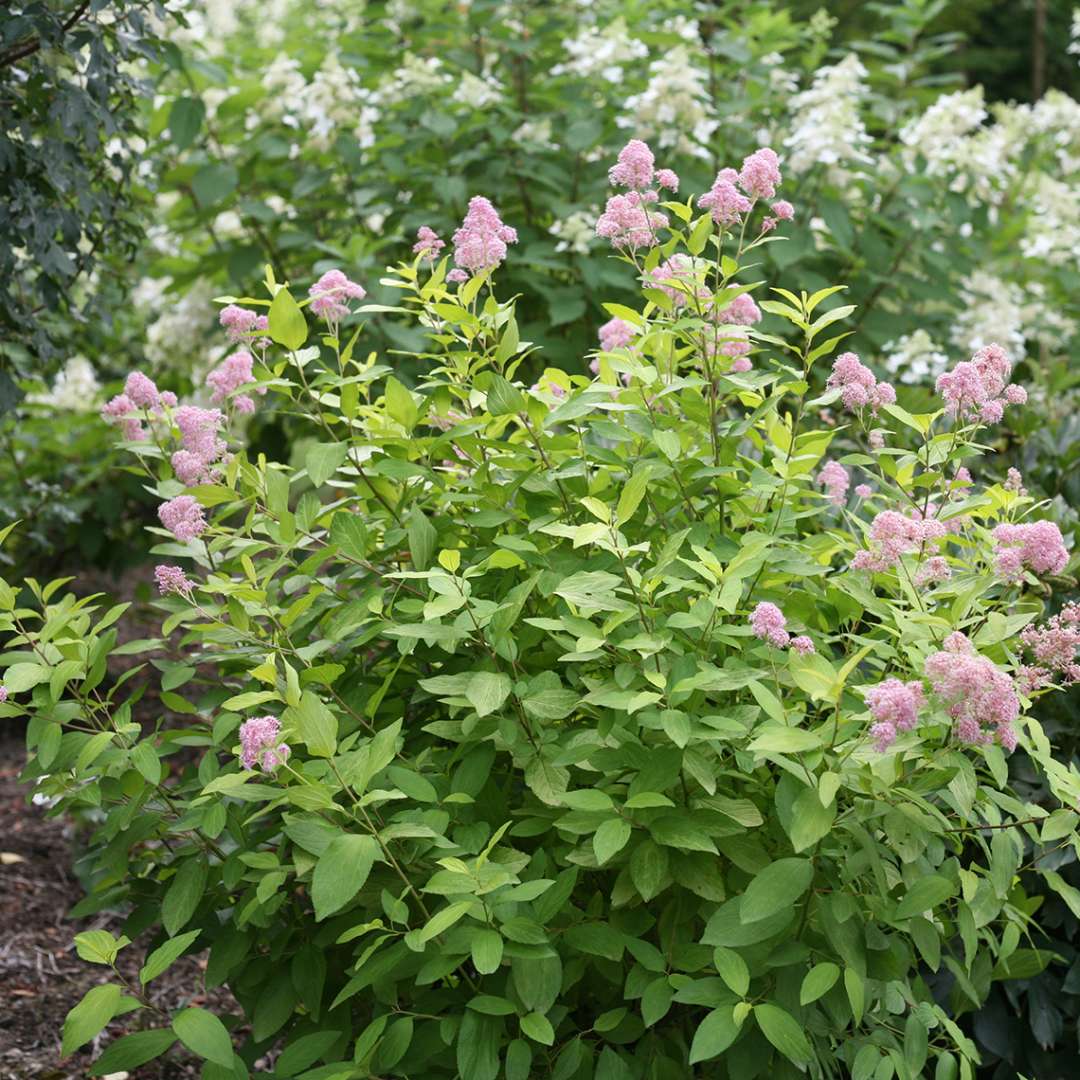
[4,140,1080,1080]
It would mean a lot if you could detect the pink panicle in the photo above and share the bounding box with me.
[413,225,445,262]
[207,350,259,406]
[158,495,208,543]
[738,147,782,200]
[598,317,636,352]
[714,293,762,326]
[219,305,268,344]
[750,601,789,648]
[452,196,518,275]
[596,191,668,250]
[239,715,291,772]
[790,635,815,655]
[865,678,925,750]
[992,520,1069,582]
[936,343,1023,425]
[609,139,656,189]
[655,168,679,192]
[124,371,159,409]
[771,199,795,221]
[925,632,1020,751]
[309,269,366,322]
[698,169,751,226]
[817,460,850,506]
[1020,602,1080,690]
[154,565,194,596]
[851,510,947,573]
[826,352,896,416]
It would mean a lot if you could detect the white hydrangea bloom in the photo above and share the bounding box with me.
[143,280,217,370]
[27,356,101,411]
[514,117,557,150]
[900,88,986,174]
[551,18,648,84]
[380,54,450,100]
[784,54,874,181]
[881,330,950,385]
[618,47,718,159]
[950,271,1027,356]
[1070,8,1080,56]
[1020,173,1080,266]
[452,70,504,110]
[549,209,599,254]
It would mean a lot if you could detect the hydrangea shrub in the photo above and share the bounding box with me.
[5,144,1080,1080]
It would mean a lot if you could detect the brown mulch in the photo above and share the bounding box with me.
[0,565,236,1079]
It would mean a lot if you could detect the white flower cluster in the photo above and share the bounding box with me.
[784,54,874,182]
[514,117,557,150]
[452,70,505,111]
[137,278,218,371]
[551,18,648,84]
[950,271,1028,357]
[380,54,450,100]
[881,330,950,385]
[1070,8,1080,58]
[618,47,718,159]
[27,356,101,411]
[900,88,986,175]
[1020,174,1080,267]
[549,209,599,254]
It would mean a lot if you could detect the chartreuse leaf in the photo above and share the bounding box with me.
[172,1006,235,1067]
[755,1002,813,1064]
[594,818,631,864]
[689,1006,740,1063]
[268,287,307,351]
[713,947,750,997]
[140,929,201,984]
[312,834,379,920]
[63,984,124,1057]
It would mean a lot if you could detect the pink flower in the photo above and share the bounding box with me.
[790,635,815,655]
[914,555,951,586]
[771,200,795,221]
[730,356,753,373]
[158,495,208,543]
[936,343,1018,424]
[1005,384,1027,405]
[817,460,850,506]
[869,429,886,451]
[851,510,946,572]
[865,678,924,750]
[655,168,679,191]
[649,255,700,306]
[598,317,636,352]
[101,393,134,422]
[991,520,1069,581]
[698,171,751,226]
[1004,468,1026,495]
[750,601,789,648]
[826,352,895,416]
[954,467,972,485]
[447,268,469,283]
[206,350,257,405]
[608,139,656,189]
[596,191,667,250]
[925,633,1020,750]
[714,293,762,325]
[413,225,445,262]
[0,686,8,703]
[171,449,212,487]
[452,196,518,275]
[219,305,265,343]
[738,147,782,200]
[239,715,290,772]
[154,565,194,596]
[1020,603,1080,687]
[234,394,256,414]
[160,391,178,408]
[125,372,159,409]
[854,483,873,499]
[309,269,366,322]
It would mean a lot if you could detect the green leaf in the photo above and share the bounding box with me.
[172,1006,235,1067]
[330,511,368,560]
[520,1012,555,1046]
[63,984,123,1057]
[168,97,205,150]
[306,442,350,487]
[486,374,525,416]
[747,724,822,755]
[466,671,512,718]
[471,929,504,975]
[162,859,208,936]
[408,509,437,571]
[755,1003,813,1065]
[713,947,750,997]
[74,930,128,965]
[649,815,717,853]
[417,900,472,944]
[312,834,379,921]
[788,785,836,853]
[688,1006,740,1063]
[288,691,338,758]
[800,962,839,1005]
[594,818,631,865]
[894,875,956,920]
[275,1030,343,1077]
[141,930,201,985]
[385,376,419,430]
[268,288,308,351]
[740,858,813,924]
[191,162,238,208]
[615,466,650,526]
[90,1030,177,1075]
[4,662,47,692]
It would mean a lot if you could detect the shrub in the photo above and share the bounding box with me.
[6,142,1080,1080]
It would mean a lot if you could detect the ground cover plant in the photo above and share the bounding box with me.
[4,139,1080,1079]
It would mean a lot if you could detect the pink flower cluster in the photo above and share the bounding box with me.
[1019,603,1080,690]
[852,510,947,572]
[596,140,676,251]
[866,678,924,751]
[713,293,762,327]
[450,196,517,279]
[219,304,269,345]
[239,715,290,772]
[308,269,366,322]
[154,565,194,596]
[991,520,1069,582]
[749,603,814,654]
[698,148,792,229]
[817,460,850,506]
[914,555,951,587]
[207,350,262,413]
[649,255,702,306]
[598,317,636,352]
[936,344,1026,424]
[0,686,8,703]
[413,226,445,262]
[171,406,227,486]
[925,631,1020,750]
[158,495,208,543]
[101,373,177,441]
[826,352,896,416]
